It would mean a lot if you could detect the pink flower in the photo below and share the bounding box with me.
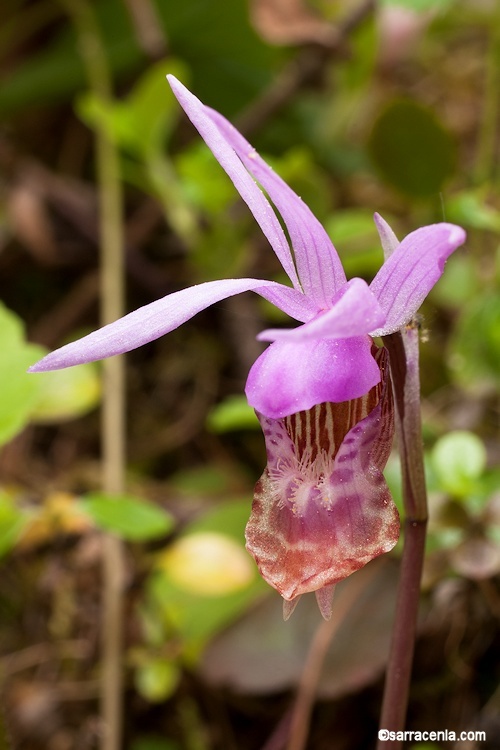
[30,77,465,423]
[29,78,465,616]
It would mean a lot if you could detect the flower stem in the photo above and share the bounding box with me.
[378,326,428,749]
[59,2,126,749]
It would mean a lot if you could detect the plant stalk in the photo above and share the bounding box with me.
[60,2,126,749]
[377,326,428,749]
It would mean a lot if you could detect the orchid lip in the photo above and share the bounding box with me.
[246,347,400,608]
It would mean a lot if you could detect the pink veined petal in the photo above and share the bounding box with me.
[167,76,301,291]
[245,335,381,419]
[369,222,466,336]
[257,278,386,342]
[373,212,400,260]
[207,106,347,307]
[29,278,311,372]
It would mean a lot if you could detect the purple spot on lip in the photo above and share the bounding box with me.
[331,468,354,484]
[338,451,357,463]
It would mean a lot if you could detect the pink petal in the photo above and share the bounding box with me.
[29,278,311,372]
[373,212,400,259]
[369,222,466,336]
[206,106,347,306]
[314,584,336,621]
[168,76,301,291]
[246,348,399,601]
[245,335,381,419]
[258,278,385,342]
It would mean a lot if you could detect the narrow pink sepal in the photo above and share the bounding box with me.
[369,222,466,336]
[315,584,336,621]
[373,212,400,260]
[168,75,301,290]
[206,106,346,306]
[28,277,308,372]
[282,597,301,621]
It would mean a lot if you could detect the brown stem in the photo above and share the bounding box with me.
[384,329,427,522]
[60,2,126,749]
[376,517,427,748]
[377,327,429,749]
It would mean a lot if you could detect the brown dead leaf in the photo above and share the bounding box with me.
[201,558,401,698]
[18,493,92,549]
[250,0,339,46]
[8,184,59,265]
[450,536,500,581]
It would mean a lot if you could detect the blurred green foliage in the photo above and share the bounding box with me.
[387,429,500,582]
[0,304,101,445]
[206,395,259,433]
[0,489,29,558]
[368,100,456,198]
[0,303,46,445]
[80,492,175,541]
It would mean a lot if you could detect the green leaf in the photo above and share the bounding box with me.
[448,292,500,389]
[81,493,174,541]
[134,659,180,703]
[185,499,254,542]
[160,531,255,596]
[381,0,455,10]
[368,99,456,198]
[148,501,265,659]
[126,59,188,152]
[175,143,237,216]
[77,94,138,153]
[77,59,188,157]
[431,431,487,497]
[149,571,263,663]
[337,14,377,91]
[445,190,500,233]
[155,0,281,115]
[0,303,46,446]
[206,395,259,433]
[169,464,244,497]
[430,256,479,307]
[0,491,29,559]
[29,363,101,423]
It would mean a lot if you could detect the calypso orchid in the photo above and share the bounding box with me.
[30,76,466,617]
